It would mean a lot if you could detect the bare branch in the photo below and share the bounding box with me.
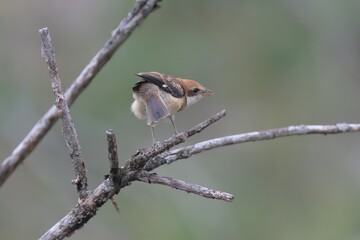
[146,123,360,170]
[39,110,226,239]
[39,180,115,240]
[137,172,234,202]
[39,27,88,198]
[0,0,161,188]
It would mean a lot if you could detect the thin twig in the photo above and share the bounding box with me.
[39,28,88,199]
[106,129,121,213]
[110,197,121,214]
[186,109,226,138]
[137,172,234,202]
[106,129,120,186]
[0,0,161,188]
[145,123,360,170]
[39,110,225,239]
[127,109,226,173]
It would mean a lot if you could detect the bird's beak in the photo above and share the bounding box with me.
[201,88,214,96]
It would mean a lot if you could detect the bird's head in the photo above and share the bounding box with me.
[179,79,213,106]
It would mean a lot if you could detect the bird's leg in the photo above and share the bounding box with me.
[169,115,178,134]
[151,126,156,143]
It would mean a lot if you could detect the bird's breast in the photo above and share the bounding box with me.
[160,91,186,114]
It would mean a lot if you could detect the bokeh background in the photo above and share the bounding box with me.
[2,0,360,239]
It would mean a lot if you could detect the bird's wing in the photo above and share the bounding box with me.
[135,72,184,98]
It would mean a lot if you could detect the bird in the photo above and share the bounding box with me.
[131,71,213,142]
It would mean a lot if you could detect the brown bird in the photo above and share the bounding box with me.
[131,71,213,142]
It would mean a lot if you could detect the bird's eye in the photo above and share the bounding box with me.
[192,88,200,94]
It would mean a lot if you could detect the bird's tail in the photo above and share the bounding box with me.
[145,96,170,127]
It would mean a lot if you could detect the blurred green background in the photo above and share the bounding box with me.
[2,0,360,239]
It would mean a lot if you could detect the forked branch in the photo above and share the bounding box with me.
[39,110,226,240]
